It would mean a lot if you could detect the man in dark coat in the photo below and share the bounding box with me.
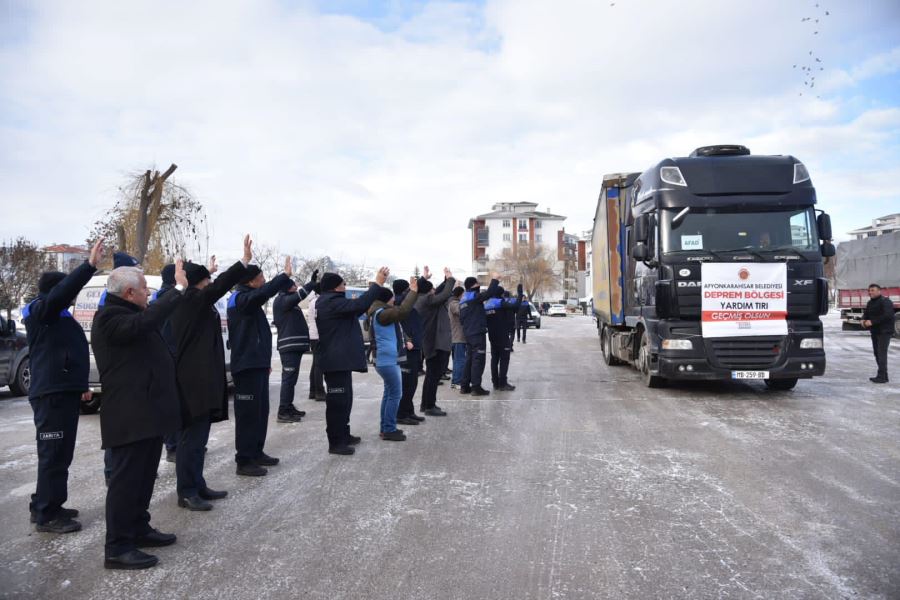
[458,273,501,396]
[487,284,523,392]
[227,257,294,476]
[169,238,251,510]
[273,270,319,423]
[393,275,425,424]
[92,260,188,570]
[23,238,103,534]
[315,267,388,455]
[516,295,531,343]
[154,263,179,463]
[863,283,896,383]
[417,267,456,418]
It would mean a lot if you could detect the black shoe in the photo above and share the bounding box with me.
[397,417,420,426]
[441,374,450,380]
[135,529,177,547]
[347,435,362,445]
[30,507,79,524]
[104,549,159,570]
[35,517,82,534]
[380,430,407,441]
[277,410,303,423]
[424,407,447,417]
[437,381,444,386]
[870,377,888,383]
[166,450,176,463]
[236,463,268,477]
[257,453,280,466]
[459,386,472,395]
[329,445,355,455]
[292,407,307,417]
[496,384,516,391]
[410,414,426,422]
[178,496,213,511]
[199,487,228,500]
[471,386,491,396]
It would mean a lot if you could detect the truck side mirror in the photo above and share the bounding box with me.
[817,212,833,241]
[820,241,835,258]
[634,214,649,243]
[632,242,650,261]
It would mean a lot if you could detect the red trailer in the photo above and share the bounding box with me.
[835,232,900,336]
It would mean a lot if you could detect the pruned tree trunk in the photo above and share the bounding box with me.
[134,164,177,263]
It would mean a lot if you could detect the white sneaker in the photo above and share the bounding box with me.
[450,383,459,390]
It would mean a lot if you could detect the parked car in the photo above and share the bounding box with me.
[548,304,567,317]
[523,303,542,329]
[0,314,29,396]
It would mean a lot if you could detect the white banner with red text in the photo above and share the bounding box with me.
[701,263,787,338]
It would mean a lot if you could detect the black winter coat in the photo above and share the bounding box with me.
[273,286,314,354]
[315,283,380,373]
[23,261,97,399]
[170,261,247,425]
[227,273,292,374]
[418,277,456,359]
[91,290,183,449]
[459,279,500,338]
[864,295,896,335]
[151,283,177,354]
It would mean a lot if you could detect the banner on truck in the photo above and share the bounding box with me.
[701,263,787,338]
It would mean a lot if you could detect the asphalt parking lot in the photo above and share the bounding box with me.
[0,313,898,599]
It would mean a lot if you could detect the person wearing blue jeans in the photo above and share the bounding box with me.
[448,286,466,389]
[367,280,418,441]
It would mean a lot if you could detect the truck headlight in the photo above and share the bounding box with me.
[660,166,687,187]
[793,162,810,184]
[799,338,822,349]
[662,339,692,350]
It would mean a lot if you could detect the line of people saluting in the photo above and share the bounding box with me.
[22,234,529,570]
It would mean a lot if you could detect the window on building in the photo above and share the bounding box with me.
[502,233,511,242]
[536,234,542,242]
[502,219,511,228]
[519,233,528,242]
[518,220,528,231]
[535,221,542,229]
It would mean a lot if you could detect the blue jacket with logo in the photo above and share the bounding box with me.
[227,273,292,373]
[458,279,500,338]
[23,261,97,399]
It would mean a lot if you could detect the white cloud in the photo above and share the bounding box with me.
[1,0,899,274]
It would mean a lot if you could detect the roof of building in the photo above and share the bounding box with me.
[43,244,89,254]
[469,210,566,228]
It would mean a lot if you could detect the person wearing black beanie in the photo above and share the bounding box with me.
[273,269,320,424]
[395,271,428,424]
[150,263,179,462]
[316,266,390,455]
[227,252,295,476]
[458,272,501,396]
[417,267,457,418]
[448,286,467,389]
[169,242,251,508]
[23,238,104,534]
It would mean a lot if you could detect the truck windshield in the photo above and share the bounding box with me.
[661,207,818,254]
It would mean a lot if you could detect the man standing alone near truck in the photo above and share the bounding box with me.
[863,283,895,384]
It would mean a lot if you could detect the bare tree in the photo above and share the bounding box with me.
[290,255,335,284]
[0,238,52,319]
[340,265,372,287]
[491,244,560,301]
[88,163,207,272]
[252,243,282,281]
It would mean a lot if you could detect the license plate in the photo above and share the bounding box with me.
[732,371,769,380]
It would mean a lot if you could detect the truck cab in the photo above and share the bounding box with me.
[593,145,834,389]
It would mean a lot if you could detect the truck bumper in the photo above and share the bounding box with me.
[658,354,825,380]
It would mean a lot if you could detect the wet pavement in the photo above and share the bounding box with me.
[0,313,898,599]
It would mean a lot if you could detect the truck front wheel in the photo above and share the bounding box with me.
[638,331,666,388]
[764,378,798,391]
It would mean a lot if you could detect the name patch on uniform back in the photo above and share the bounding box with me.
[234,394,254,401]
[329,387,345,394]
[39,431,63,441]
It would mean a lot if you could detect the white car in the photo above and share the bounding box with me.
[548,304,567,317]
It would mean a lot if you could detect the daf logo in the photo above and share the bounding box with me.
[678,268,691,277]
[677,281,701,288]
[794,279,813,286]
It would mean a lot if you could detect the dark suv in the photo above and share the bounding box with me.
[0,314,30,396]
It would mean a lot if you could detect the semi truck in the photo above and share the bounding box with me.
[591,145,834,389]
[835,231,900,335]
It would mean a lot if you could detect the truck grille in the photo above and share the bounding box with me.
[707,336,784,370]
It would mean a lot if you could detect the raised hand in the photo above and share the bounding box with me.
[310,269,319,283]
[242,235,253,264]
[208,254,219,275]
[443,267,452,279]
[375,267,390,285]
[88,237,105,268]
[174,259,188,288]
[491,271,502,282]
[409,276,418,293]
[284,256,293,278]
[423,265,432,280]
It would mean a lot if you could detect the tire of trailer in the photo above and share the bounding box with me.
[601,324,623,366]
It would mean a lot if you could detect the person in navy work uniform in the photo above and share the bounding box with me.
[169,237,251,511]
[92,260,188,570]
[458,273,501,396]
[863,283,896,384]
[23,238,104,534]
[153,263,179,463]
[486,284,523,392]
[272,269,320,423]
[315,267,389,455]
[227,256,294,476]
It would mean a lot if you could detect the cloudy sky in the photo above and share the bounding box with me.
[1,0,899,277]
